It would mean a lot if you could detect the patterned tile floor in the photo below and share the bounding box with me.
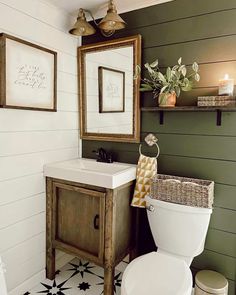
[24,257,195,295]
[25,257,127,295]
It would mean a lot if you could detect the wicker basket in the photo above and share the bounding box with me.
[150,174,214,208]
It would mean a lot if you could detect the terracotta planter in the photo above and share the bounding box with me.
[158,92,176,107]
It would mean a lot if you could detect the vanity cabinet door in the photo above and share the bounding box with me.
[53,182,105,263]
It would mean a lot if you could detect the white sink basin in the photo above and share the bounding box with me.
[44,158,136,189]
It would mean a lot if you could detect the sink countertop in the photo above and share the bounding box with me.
[44,158,136,189]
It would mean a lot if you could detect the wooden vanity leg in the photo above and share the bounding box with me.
[104,266,115,295]
[46,247,55,280]
[129,207,139,262]
[46,178,56,280]
[104,189,115,295]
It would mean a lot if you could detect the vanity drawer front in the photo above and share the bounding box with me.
[52,182,105,263]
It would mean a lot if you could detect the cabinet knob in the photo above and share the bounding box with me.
[93,214,99,230]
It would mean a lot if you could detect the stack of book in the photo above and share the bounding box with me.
[197,96,236,107]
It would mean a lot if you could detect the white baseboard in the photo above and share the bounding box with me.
[8,270,45,295]
[56,252,74,270]
[8,252,74,295]
[123,255,129,263]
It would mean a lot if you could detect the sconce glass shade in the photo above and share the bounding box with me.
[98,0,126,32]
[69,8,96,36]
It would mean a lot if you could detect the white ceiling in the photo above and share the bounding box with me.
[44,0,173,18]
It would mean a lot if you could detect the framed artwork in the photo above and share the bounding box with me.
[0,33,57,111]
[98,66,125,113]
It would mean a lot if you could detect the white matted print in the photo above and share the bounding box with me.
[98,66,125,113]
[0,34,57,111]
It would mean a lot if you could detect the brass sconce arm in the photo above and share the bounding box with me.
[83,9,99,27]
[69,0,126,37]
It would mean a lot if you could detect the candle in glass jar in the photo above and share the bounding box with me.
[219,74,234,96]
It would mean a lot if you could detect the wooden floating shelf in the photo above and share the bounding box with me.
[141,106,236,126]
[141,106,236,112]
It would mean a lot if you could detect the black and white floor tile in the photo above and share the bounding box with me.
[25,257,127,295]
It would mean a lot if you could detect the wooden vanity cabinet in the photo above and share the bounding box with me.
[46,177,136,295]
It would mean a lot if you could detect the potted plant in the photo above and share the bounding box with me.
[135,57,200,107]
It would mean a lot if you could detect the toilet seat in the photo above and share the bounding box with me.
[121,252,192,295]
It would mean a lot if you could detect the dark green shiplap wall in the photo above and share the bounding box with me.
[82,0,236,293]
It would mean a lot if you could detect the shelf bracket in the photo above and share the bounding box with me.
[216,109,222,126]
[160,110,164,125]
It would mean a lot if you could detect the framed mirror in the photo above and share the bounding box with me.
[78,35,141,143]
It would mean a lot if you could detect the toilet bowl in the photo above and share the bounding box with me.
[121,197,212,295]
[0,256,7,295]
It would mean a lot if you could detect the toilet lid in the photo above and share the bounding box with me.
[122,252,192,295]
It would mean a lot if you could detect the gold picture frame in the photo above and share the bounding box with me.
[78,35,141,143]
[98,66,125,113]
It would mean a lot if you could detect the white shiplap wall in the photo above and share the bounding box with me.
[0,0,80,294]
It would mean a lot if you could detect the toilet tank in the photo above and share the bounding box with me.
[146,197,212,261]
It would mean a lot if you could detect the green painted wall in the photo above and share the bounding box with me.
[82,0,236,293]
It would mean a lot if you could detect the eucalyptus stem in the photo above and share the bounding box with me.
[137,58,200,98]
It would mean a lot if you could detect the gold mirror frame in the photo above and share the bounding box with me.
[78,35,141,143]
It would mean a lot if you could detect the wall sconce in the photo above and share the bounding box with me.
[69,0,126,37]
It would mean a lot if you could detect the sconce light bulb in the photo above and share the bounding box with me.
[79,27,85,33]
[224,74,229,80]
[109,20,116,27]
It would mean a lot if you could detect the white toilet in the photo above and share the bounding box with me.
[121,196,212,295]
[0,256,7,295]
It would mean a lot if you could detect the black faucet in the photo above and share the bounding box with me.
[93,148,113,163]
